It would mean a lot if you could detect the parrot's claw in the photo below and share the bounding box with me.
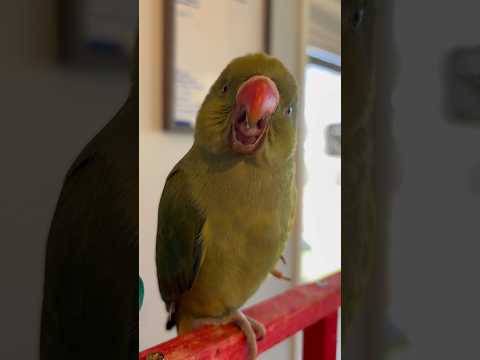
[191,310,264,360]
[232,310,265,360]
[246,315,266,340]
[271,269,291,282]
[280,255,287,265]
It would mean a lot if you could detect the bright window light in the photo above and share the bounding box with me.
[300,62,341,283]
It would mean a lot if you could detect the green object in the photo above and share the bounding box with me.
[155,53,298,335]
[139,276,144,310]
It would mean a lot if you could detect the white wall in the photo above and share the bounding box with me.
[139,1,307,358]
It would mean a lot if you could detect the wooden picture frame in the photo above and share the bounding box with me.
[163,0,271,131]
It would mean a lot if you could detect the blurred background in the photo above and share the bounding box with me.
[139,0,340,359]
[0,0,137,358]
[380,1,480,359]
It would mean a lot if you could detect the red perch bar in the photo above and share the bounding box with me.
[139,272,340,360]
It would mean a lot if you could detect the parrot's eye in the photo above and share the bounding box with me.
[222,85,229,94]
[285,105,293,116]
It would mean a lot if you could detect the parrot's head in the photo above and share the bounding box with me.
[195,53,298,165]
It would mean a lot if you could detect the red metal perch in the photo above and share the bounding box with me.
[140,272,340,360]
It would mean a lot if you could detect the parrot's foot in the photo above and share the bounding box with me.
[271,269,291,282]
[191,309,265,360]
[245,314,266,340]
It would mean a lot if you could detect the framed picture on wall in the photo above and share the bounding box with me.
[164,0,270,131]
[58,0,137,67]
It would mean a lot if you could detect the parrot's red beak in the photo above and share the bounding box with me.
[230,75,279,155]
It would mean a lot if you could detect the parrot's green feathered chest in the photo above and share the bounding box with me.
[181,154,295,317]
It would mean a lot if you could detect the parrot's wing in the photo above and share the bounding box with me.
[287,180,297,234]
[156,167,205,327]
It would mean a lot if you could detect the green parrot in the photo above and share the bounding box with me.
[155,53,297,359]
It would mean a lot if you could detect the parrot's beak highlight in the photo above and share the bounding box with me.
[231,75,279,155]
